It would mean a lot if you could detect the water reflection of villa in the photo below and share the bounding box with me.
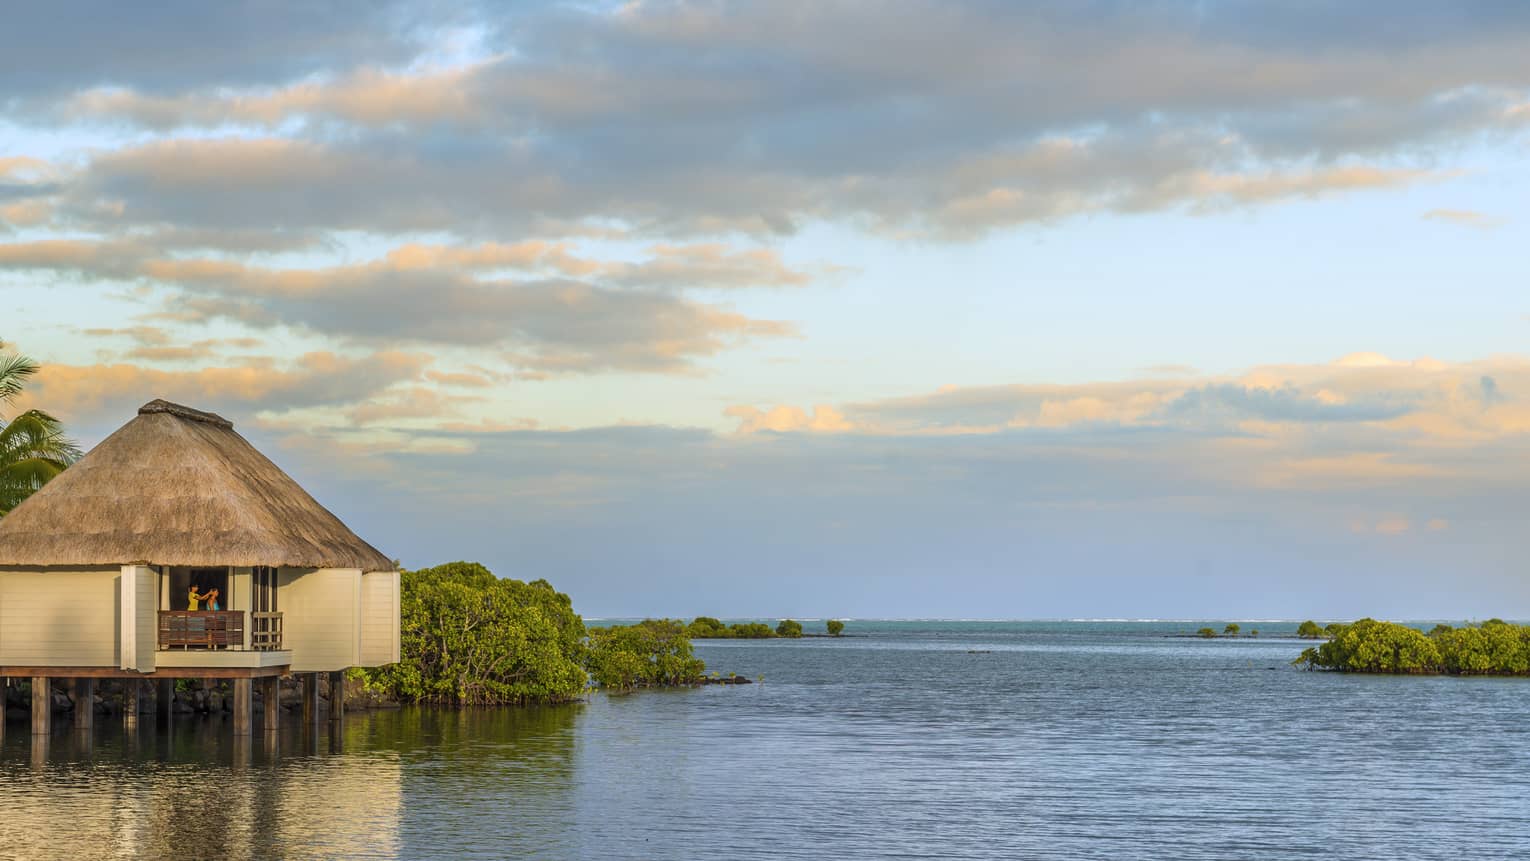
[0,400,400,736]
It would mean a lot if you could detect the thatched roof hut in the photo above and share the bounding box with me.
[0,399,392,571]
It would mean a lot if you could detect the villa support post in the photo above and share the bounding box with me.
[73,678,94,732]
[261,676,281,735]
[328,671,345,724]
[124,680,140,729]
[232,677,252,736]
[302,673,321,729]
[233,733,252,770]
[31,676,49,735]
[157,678,173,724]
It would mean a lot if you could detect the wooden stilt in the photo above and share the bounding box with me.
[31,733,48,768]
[232,678,252,736]
[261,676,281,735]
[31,676,50,736]
[124,680,141,729]
[157,678,173,724]
[232,733,252,770]
[328,671,346,724]
[302,673,321,729]
[73,679,94,732]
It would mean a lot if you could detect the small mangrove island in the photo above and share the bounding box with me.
[685,617,846,639]
[351,562,734,704]
[349,565,852,703]
[1294,617,1530,675]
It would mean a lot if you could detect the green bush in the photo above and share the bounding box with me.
[1295,618,1439,674]
[686,616,731,638]
[683,618,780,638]
[1197,627,1217,638]
[776,619,804,638]
[586,619,706,689]
[1295,617,1530,676]
[354,561,588,705]
[1223,623,1240,636]
[1434,620,1530,675]
[826,619,845,637]
[1296,620,1325,639]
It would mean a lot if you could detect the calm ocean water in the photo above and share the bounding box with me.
[3,620,1529,859]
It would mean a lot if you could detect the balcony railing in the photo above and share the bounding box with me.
[157,610,284,651]
[159,610,242,650]
[251,611,284,651]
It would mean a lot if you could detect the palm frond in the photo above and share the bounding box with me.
[0,409,81,515]
[0,352,40,408]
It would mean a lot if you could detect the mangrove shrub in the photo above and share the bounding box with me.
[685,618,777,639]
[686,616,730,638]
[826,619,845,637]
[1291,618,1530,675]
[587,619,706,689]
[776,619,804,638]
[357,562,588,705]
[1433,620,1530,675]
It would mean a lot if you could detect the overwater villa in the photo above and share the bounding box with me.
[0,400,400,736]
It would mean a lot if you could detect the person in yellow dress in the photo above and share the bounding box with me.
[187,584,207,611]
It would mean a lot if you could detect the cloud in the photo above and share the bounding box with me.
[1423,208,1505,229]
[1160,382,1413,425]
[0,238,148,278]
[2,238,799,374]
[140,258,795,374]
[14,2,1520,242]
[725,404,852,434]
[58,63,486,131]
[22,350,430,427]
[55,128,1456,243]
[719,356,1530,501]
[349,387,483,425]
[0,1,426,100]
[0,200,53,229]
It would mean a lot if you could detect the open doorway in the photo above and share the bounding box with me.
[168,566,229,610]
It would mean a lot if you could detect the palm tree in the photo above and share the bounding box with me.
[0,341,80,515]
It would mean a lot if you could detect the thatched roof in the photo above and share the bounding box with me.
[0,399,393,571]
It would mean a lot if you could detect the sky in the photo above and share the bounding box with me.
[3,1,1529,619]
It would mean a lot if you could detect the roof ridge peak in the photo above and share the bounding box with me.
[137,399,234,429]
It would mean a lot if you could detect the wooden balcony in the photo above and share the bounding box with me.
[158,610,284,651]
[251,611,284,651]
